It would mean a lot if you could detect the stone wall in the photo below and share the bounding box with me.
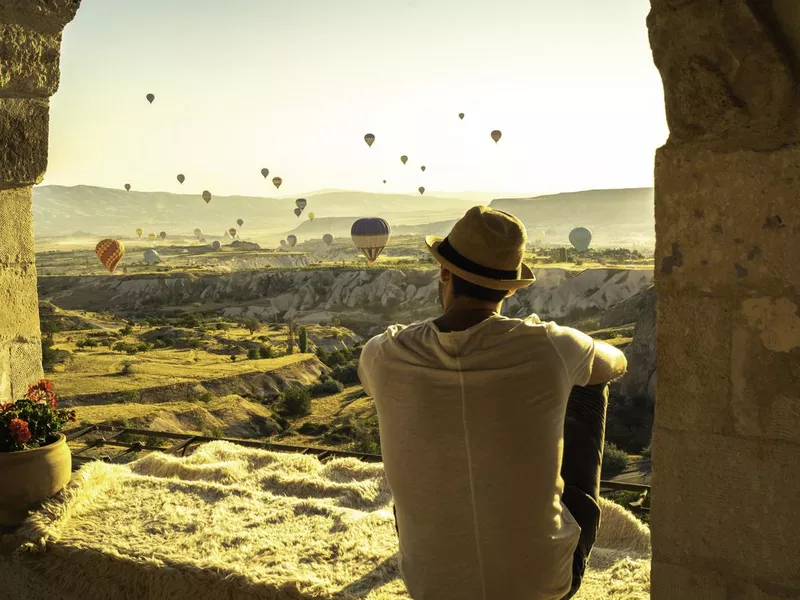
[648,1,800,597]
[0,0,80,402]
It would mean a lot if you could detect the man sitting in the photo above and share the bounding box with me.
[358,206,627,599]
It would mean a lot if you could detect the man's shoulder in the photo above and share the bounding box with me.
[361,321,429,361]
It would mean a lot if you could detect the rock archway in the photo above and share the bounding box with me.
[0,0,798,597]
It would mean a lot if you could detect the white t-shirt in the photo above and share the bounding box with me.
[358,314,596,600]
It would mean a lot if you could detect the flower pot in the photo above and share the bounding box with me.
[0,433,72,527]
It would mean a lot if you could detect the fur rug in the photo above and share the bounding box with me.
[1,442,651,599]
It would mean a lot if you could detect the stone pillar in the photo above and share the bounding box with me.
[0,1,81,402]
[648,1,800,598]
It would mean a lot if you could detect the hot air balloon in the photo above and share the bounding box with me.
[382,180,387,184]
[295,198,307,210]
[535,230,546,242]
[287,234,297,247]
[491,130,502,143]
[273,177,282,190]
[159,231,167,240]
[421,166,426,172]
[237,219,244,228]
[211,241,221,251]
[308,212,315,221]
[177,174,185,185]
[323,233,334,247]
[569,227,593,252]
[143,248,162,265]
[124,184,131,192]
[458,113,465,120]
[261,168,269,179]
[148,233,156,241]
[229,228,237,238]
[418,186,425,195]
[202,190,212,204]
[364,133,375,148]
[136,228,143,238]
[400,155,408,165]
[95,239,125,273]
[146,93,154,104]
[280,239,287,248]
[294,208,302,218]
[351,217,391,264]
[193,228,202,239]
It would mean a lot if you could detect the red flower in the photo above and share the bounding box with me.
[9,418,31,445]
[26,379,57,408]
[69,410,77,422]
[0,402,13,413]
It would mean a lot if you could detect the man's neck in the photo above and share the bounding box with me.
[434,300,502,333]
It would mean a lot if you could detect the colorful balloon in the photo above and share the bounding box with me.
[491,130,502,143]
[193,228,202,238]
[351,217,391,264]
[177,174,185,184]
[136,228,143,238]
[237,219,244,228]
[364,133,375,147]
[308,212,315,221]
[569,227,593,252]
[400,155,408,165]
[287,234,297,247]
[458,113,464,120]
[148,233,156,241]
[294,208,302,218]
[95,239,125,273]
[212,240,221,251]
[295,198,307,210]
[124,184,131,192]
[421,166,426,172]
[418,186,425,195]
[280,239,287,247]
[273,177,282,189]
[159,231,167,240]
[382,180,387,184]
[146,94,154,104]
[229,228,237,238]
[261,168,269,179]
[323,233,333,246]
[202,190,212,204]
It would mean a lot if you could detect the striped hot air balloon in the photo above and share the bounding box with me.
[351,217,391,264]
[95,239,125,273]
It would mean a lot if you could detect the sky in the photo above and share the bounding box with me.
[43,0,668,198]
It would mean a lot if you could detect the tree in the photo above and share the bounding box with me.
[298,326,308,353]
[244,317,261,336]
[287,320,295,355]
[282,385,311,417]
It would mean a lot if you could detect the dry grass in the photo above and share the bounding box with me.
[7,442,650,599]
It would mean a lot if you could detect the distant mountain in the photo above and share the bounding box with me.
[490,188,654,246]
[287,217,458,241]
[32,185,475,242]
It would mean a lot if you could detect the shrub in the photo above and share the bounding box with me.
[309,378,344,396]
[247,347,259,360]
[298,326,308,353]
[641,444,651,458]
[113,341,144,355]
[119,389,140,403]
[230,355,238,362]
[197,391,213,403]
[323,349,346,368]
[244,317,261,335]
[42,334,70,372]
[258,344,276,359]
[121,324,133,336]
[602,442,629,477]
[281,385,312,418]
[298,421,330,435]
[119,360,136,376]
[330,360,360,385]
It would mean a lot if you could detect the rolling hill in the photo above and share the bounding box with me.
[490,187,654,246]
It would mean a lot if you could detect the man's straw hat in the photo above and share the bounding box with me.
[426,205,535,291]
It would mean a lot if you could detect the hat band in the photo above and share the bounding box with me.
[437,237,519,280]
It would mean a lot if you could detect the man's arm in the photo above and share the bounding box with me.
[587,340,627,385]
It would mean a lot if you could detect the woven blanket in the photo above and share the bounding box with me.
[1,442,651,599]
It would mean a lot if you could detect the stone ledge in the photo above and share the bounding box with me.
[0,23,63,97]
[0,186,35,265]
[0,97,49,188]
[0,0,81,36]
[9,339,42,400]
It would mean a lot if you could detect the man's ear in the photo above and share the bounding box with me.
[439,268,452,283]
